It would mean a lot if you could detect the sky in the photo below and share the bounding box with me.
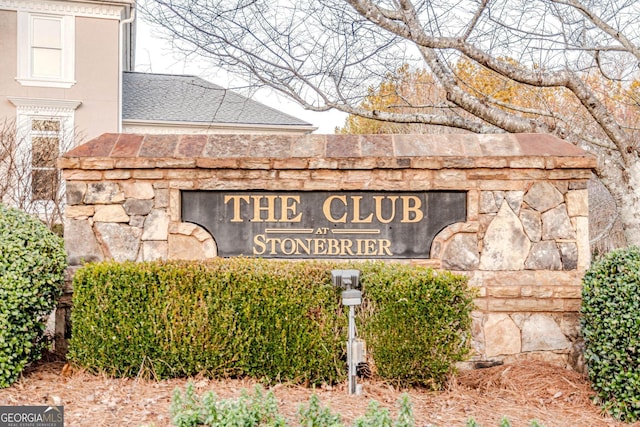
[134,16,348,134]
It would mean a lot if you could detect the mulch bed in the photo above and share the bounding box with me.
[1,360,638,427]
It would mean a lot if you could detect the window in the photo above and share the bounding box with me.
[8,97,80,213]
[17,12,75,88]
[30,119,61,201]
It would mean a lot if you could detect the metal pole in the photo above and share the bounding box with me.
[348,305,356,395]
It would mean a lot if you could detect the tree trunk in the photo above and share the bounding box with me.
[598,158,640,247]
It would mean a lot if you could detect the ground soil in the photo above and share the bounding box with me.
[1,360,639,427]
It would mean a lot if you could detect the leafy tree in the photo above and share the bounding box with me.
[141,0,640,245]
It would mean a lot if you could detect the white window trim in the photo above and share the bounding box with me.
[0,0,128,20]
[8,97,81,212]
[16,11,76,88]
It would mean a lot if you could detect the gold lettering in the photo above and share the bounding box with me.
[323,196,347,223]
[253,234,267,255]
[281,238,296,255]
[267,237,280,254]
[379,239,392,256]
[251,195,278,222]
[363,239,377,256]
[340,239,354,256]
[252,236,394,257]
[296,238,311,255]
[224,195,250,222]
[401,196,424,223]
[327,238,340,255]
[313,239,327,255]
[374,196,398,224]
[351,196,374,223]
[281,195,302,222]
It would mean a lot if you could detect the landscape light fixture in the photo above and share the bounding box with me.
[331,269,365,395]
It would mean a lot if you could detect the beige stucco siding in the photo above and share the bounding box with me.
[0,11,120,144]
[0,10,18,122]
[72,16,120,142]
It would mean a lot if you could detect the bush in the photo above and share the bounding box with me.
[581,246,640,421]
[69,259,346,384]
[359,263,474,388]
[68,259,474,387]
[0,204,66,387]
[171,383,287,427]
[170,385,545,427]
[171,383,413,427]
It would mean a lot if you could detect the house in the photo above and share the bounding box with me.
[0,0,314,211]
[122,71,316,135]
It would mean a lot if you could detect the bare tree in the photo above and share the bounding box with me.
[0,119,69,230]
[141,0,640,246]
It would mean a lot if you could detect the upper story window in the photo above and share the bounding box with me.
[17,11,75,88]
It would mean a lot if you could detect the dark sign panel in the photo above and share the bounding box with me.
[181,191,467,259]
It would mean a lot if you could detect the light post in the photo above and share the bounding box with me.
[331,269,363,395]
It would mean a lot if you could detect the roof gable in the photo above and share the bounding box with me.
[122,72,313,128]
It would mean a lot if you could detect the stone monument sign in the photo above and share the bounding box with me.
[58,132,595,368]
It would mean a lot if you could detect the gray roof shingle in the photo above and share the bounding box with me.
[122,72,313,128]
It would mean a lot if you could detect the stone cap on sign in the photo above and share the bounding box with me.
[58,133,597,170]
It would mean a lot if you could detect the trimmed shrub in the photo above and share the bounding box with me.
[581,246,640,422]
[69,259,346,384]
[68,259,474,387]
[359,263,474,388]
[0,204,67,388]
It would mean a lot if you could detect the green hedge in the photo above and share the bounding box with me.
[0,204,67,388]
[68,259,474,387]
[581,246,640,422]
[359,263,473,388]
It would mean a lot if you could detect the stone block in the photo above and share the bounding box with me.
[103,170,132,180]
[154,189,169,208]
[124,198,154,216]
[94,223,141,262]
[115,158,157,169]
[484,314,522,357]
[566,189,588,217]
[521,314,570,352]
[486,297,565,312]
[553,287,581,298]
[142,241,168,261]
[273,158,309,169]
[64,218,104,265]
[168,233,207,260]
[85,182,124,204]
[168,180,195,189]
[575,217,590,271]
[487,286,521,298]
[479,191,499,214]
[132,169,165,179]
[480,203,530,270]
[121,182,155,199]
[62,170,103,180]
[142,209,170,241]
[541,204,576,240]
[80,159,115,169]
[558,242,578,270]
[93,205,129,223]
[523,182,563,212]
[525,241,562,270]
[442,233,479,270]
[66,182,86,205]
[519,209,541,242]
[65,205,95,218]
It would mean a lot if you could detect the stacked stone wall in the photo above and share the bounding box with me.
[58,133,596,368]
